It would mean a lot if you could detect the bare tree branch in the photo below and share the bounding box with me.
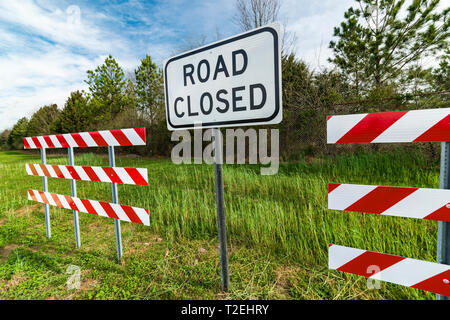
[232,0,296,56]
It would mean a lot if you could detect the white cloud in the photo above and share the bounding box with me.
[0,46,98,126]
[281,0,355,70]
[0,1,124,53]
[0,0,140,131]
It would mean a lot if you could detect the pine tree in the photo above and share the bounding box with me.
[50,91,92,133]
[7,117,29,149]
[329,0,449,94]
[85,55,128,119]
[134,55,164,122]
[26,104,60,137]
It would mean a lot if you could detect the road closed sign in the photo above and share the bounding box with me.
[164,23,282,130]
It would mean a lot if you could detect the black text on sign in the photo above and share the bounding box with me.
[164,23,282,130]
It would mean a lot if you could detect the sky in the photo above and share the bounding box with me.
[0,0,369,131]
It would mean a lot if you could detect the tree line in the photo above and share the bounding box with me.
[1,0,448,161]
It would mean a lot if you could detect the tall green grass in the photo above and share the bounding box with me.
[0,147,442,299]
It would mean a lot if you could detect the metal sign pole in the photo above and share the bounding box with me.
[437,141,450,300]
[108,146,123,262]
[40,148,51,239]
[212,128,229,291]
[68,147,81,247]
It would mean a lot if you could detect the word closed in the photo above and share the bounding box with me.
[164,23,282,130]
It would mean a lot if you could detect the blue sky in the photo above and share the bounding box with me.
[0,0,362,131]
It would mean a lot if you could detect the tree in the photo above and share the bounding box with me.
[134,55,170,156]
[134,55,164,122]
[233,0,297,56]
[329,0,449,94]
[234,0,281,31]
[50,91,93,133]
[0,129,10,149]
[85,55,129,119]
[174,28,224,54]
[280,54,347,158]
[403,46,450,109]
[329,10,367,98]
[431,46,450,91]
[26,104,60,137]
[176,34,208,53]
[7,117,29,149]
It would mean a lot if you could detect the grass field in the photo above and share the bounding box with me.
[0,146,443,299]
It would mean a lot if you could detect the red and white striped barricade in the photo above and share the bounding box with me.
[327,108,450,298]
[24,127,148,261]
[327,108,450,144]
[26,163,148,186]
[24,127,146,149]
[28,190,149,226]
[329,244,450,297]
[328,183,450,222]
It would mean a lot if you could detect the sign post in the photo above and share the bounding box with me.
[108,145,123,262]
[40,148,51,239]
[163,23,282,291]
[437,141,450,300]
[68,147,81,248]
[212,128,229,291]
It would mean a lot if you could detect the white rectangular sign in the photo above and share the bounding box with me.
[163,23,282,130]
